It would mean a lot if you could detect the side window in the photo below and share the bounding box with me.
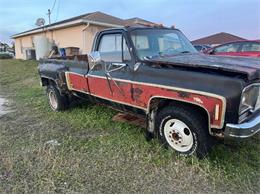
[194,45,202,51]
[241,43,260,52]
[215,44,229,52]
[215,43,240,53]
[98,34,122,62]
[98,34,131,62]
[251,43,260,51]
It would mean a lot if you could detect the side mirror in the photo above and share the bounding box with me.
[134,62,141,72]
[88,51,102,69]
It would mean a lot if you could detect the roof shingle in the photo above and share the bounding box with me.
[125,17,156,26]
[192,32,246,45]
[83,11,127,26]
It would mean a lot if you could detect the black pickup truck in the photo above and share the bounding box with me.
[38,26,260,158]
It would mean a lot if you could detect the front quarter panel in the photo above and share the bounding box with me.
[132,63,245,129]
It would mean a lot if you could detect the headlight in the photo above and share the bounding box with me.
[239,84,260,114]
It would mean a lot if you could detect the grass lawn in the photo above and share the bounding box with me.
[0,59,259,193]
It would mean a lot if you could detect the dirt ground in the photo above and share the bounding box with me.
[0,59,259,193]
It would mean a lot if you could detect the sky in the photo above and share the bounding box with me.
[0,0,260,44]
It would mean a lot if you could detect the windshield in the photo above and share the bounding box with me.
[130,29,197,60]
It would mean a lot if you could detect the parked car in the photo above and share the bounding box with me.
[38,26,260,158]
[205,41,260,57]
[193,44,212,53]
[0,51,14,59]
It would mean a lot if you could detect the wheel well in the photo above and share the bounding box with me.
[149,97,210,129]
[41,77,56,86]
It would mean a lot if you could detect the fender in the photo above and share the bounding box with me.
[148,96,221,136]
[40,76,58,86]
[129,81,226,129]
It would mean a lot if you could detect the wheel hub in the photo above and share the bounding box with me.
[171,132,180,141]
[164,119,194,152]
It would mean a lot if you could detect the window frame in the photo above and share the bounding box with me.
[129,28,197,60]
[96,32,132,63]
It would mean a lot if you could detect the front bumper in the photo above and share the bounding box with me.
[224,115,260,139]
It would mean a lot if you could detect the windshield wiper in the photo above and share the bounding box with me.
[144,54,161,60]
[144,51,191,60]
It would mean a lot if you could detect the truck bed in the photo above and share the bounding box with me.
[38,56,89,94]
[49,54,88,62]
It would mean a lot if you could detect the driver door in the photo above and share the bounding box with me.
[88,31,134,111]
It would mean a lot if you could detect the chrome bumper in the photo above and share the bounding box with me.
[224,115,260,139]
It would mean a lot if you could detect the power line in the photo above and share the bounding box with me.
[54,0,60,22]
[50,0,57,13]
[47,0,57,25]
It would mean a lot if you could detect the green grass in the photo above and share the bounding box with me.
[0,59,259,193]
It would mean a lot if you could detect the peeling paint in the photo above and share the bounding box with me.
[178,91,190,99]
[133,88,143,99]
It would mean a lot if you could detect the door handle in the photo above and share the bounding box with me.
[107,63,127,73]
[111,63,127,67]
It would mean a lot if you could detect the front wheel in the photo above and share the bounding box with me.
[46,85,69,111]
[155,105,214,158]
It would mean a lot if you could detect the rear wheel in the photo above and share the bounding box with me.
[155,105,214,158]
[46,85,69,111]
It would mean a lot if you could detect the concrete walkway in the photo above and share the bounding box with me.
[0,96,12,117]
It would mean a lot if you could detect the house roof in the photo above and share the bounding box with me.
[82,11,127,26]
[192,32,247,45]
[12,11,127,38]
[125,17,156,26]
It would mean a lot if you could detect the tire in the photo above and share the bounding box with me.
[155,105,214,158]
[46,85,69,111]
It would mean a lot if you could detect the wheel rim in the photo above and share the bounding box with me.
[163,118,193,152]
[48,90,58,110]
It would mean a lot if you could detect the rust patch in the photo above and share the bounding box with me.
[82,87,88,92]
[112,113,145,128]
[116,81,128,87]
[162,88,174,92]
[133,88,143,99]
[178,91,190,98]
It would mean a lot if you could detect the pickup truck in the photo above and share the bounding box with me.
[38,26,260,158]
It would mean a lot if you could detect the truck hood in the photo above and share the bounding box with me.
[146,53,260,80]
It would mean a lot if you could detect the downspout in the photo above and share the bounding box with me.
[82,22,90,54]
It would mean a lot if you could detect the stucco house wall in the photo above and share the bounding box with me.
[12,11,156,59]
[14,24,109,59]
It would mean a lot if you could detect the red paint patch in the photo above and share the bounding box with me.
[67,73,89,93]
[68,74,225,128]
